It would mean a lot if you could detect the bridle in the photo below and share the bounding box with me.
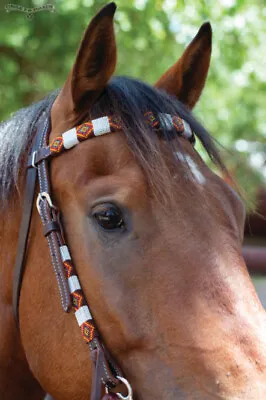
[12,106,194,400]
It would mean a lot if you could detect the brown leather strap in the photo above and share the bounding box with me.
[12,119,49,326]
[90,338,121,396]
[36,118,71,313]
[91,344,108,400]
[43,221,61,237]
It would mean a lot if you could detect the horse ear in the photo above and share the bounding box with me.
[54,2,117,120]
[71,2,117,108]
[155,23,212,109]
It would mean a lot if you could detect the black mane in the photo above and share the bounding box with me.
[0,91,58,206]
[0,77,223,206]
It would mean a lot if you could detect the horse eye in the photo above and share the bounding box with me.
[92,204,125,230]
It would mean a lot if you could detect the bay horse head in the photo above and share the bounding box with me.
[1,3,266,400]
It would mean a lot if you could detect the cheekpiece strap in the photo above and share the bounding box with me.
[33,115,125,398]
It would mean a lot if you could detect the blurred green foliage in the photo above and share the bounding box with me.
[0,0,265,204]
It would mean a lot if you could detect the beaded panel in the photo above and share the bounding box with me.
[48,112,192,159]
[61,255,97,344]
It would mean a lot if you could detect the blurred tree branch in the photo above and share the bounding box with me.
[0,44,36,76]
[0,44,27,69]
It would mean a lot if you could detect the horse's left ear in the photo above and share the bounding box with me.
[71,2,117,108]
[52,3,117,130]
[155,22,212,109]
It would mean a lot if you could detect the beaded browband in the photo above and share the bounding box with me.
[29,112,194,168]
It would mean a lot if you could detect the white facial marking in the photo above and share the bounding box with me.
[175,152,206,185]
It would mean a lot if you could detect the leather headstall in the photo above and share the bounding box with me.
[12,110,131,400]
[13,108,194,400]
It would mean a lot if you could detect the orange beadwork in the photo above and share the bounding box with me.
[47,112,192,159]
[172,116,185,133]
[144,112,160,129]
[50,136,64,153]
[81,321,96,343]
[63,261,73,278]
[77,122,94,140]
[72,291,84,310]
[109,115,122,130]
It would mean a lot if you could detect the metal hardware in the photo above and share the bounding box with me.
[31,151,37,168]
[106,376,133,400]
[36,192,55,214]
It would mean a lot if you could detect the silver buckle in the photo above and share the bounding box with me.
[36,192,55,214]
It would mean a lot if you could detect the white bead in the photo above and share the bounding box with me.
[60,245,71,262]
[62,128,79,149]
[68,275,81,293]
[92,116,110,136]
[75,306,92,326]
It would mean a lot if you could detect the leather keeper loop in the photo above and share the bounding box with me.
[43,221,60,237]
[27,147,51,168]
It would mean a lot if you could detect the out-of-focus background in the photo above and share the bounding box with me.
[0,0,265,302]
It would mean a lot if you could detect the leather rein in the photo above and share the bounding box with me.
[12,107,194,400]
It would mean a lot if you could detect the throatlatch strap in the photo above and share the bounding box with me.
[12,119,48,326]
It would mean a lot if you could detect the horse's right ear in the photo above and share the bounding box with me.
[155,23,212,110]
[52,3,117,128]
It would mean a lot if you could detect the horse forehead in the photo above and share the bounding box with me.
[51,130,146,191]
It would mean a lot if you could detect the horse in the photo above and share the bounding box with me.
[1,2,266,399]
